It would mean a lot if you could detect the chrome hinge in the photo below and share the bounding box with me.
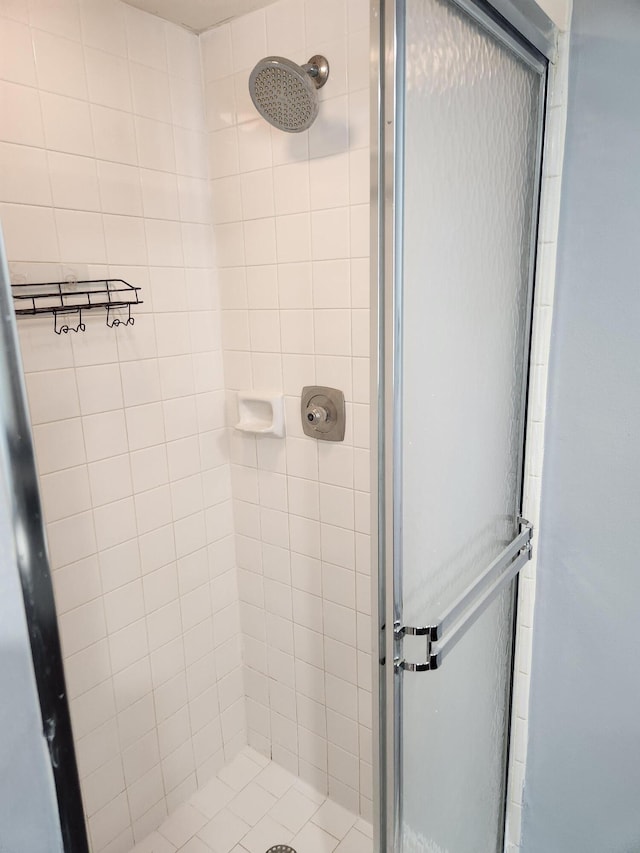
[518,515,534,561]
[393,621,441,672]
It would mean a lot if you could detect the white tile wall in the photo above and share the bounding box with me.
[200,0,373,820]
[0,2,243,851]
[504,16,572,852]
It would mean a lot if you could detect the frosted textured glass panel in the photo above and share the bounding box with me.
[402,590,514,853]
[399,0,542,852]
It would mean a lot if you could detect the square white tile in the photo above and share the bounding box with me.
[157,803,208,848]
[197,808,251,853]
[217,752,263,792]
[228,781,277,826]
[292,821,340,853]
[311,798,357,840]
[268,786,319,834]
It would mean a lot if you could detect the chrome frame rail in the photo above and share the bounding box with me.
[394,519,533,672]
[0,227,89,852]
[370,3,386,853]
[371,0,403,851]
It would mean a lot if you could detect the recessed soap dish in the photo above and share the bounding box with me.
[235,391,285,437]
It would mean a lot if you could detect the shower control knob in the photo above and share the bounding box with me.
[307,405,329,425]
[301,386,346,442]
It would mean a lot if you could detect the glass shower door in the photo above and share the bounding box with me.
[376,1,548,852]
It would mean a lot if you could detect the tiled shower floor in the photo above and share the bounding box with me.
[131,747,373,853]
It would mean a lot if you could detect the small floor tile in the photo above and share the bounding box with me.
[177,838,214,853]
[228,782,277,826]
[311,799,357,840]
[268,786,320,834]
[218,753,263,792]
[254,763,297,798]
[190,777,236,820]
[335,827,373,853]
[354,819,373,839]
[292,821,340,853]
[197,807,251,853]
[239,815,294,853]
[158,805,208,848]
[294,778,326,805]
[131,831,177,853]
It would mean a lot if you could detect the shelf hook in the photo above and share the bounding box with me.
[54,308,84,335]
[106,302,134,329]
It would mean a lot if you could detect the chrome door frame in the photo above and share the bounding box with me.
[370,2,555,852]
[0,230,89,852]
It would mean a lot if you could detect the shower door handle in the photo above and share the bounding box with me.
[394,518,533,672]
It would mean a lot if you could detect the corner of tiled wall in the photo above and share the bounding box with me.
[504,8,572,850]
[199,0,373,820]
[0,1,244,850]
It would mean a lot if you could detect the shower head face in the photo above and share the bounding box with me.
[249,56,327,133]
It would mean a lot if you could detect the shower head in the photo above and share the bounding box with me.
[248,55,330,133]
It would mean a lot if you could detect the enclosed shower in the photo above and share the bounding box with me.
[0,0,569,852]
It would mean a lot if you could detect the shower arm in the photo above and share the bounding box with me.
[302,55,330,88]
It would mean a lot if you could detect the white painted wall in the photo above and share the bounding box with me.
[522,0,640,848]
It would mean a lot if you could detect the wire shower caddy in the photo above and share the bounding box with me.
[11,279,143,335]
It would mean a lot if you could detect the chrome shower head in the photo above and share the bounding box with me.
[248,55,330,133]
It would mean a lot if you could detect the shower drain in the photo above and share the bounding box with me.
[266,846,297,853]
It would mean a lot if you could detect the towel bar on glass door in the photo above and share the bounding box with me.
[394,517,533,672]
